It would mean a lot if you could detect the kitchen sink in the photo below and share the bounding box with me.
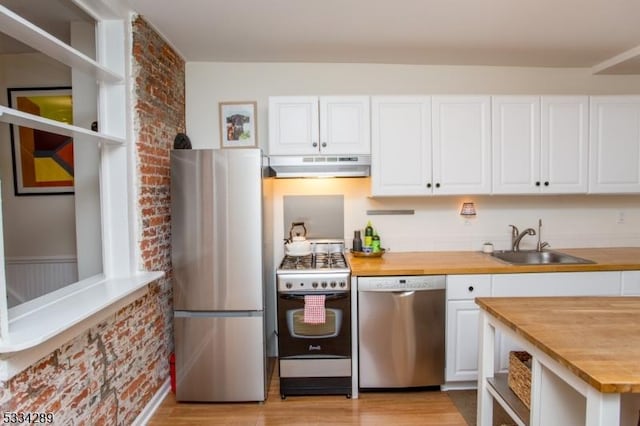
[490,250,595,265]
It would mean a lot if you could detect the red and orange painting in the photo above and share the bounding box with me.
[8,87,74,195]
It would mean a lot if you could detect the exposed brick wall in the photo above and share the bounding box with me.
[0,15,184,424]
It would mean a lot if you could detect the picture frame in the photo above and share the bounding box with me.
[219,101,257,148]
[7,87,74,196]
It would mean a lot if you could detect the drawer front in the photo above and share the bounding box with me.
[447,275,491,300]
[491,271,620,297]
[622,271,640,295]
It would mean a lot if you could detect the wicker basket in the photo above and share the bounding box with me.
[508,351,532,408]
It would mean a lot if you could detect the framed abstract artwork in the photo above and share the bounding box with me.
[219,101,257,148]
[7,87,74,195]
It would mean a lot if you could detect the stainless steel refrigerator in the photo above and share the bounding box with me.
[170,148,270,402]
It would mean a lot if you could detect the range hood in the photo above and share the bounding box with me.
[268,155,370,178]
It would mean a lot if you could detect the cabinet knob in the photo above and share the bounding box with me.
[426,183,432,188]
[321,142,327,148]
[535,181,541,186]
[544,181,549,186]
[312,142,318,147]
[435,183,441,188]
[468,286,474,292]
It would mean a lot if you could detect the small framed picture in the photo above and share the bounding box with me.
[219,101,257,148]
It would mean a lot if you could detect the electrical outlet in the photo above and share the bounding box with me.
[617,211,625,224]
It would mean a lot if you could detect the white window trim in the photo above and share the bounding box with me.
[0,1,163,380]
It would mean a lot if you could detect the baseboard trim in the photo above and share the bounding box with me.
[133,378,170,425]
[442,381,478,391]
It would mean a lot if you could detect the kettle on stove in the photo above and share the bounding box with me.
[284,222,312,256]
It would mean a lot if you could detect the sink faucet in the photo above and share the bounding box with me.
[509,225,536,252]
[536,219,549,252]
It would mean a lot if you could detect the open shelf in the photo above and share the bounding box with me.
[487,373,530,426]
[0,106,125,146]
[0,5,123,84]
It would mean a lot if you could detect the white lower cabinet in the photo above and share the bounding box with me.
[446,300,483,383]
[446,271,626,385]
[622,271,640,295]
[445,275,491,383]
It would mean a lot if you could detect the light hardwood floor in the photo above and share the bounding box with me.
[148,371,469,425]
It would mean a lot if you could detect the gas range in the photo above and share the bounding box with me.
[276,240,350,293]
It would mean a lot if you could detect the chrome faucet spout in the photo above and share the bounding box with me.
[536,219,549,252]
[509,224,519,249]
[512,228,536,252]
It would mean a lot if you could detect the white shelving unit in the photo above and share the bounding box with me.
[0,106,124,146]
[0,4,125,145]
[0,5,123,84]
[0,0,138,368]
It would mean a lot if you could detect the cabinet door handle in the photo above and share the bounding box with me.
[426,183,432,188]
[435,183,441,188]
[312,142,318,147]
[468,286,474,292]
[321,142,327,148]
[544,181,549,186]
[535,181,541,186]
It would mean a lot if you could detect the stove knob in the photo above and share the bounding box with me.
[339,281,346,287]
[321,282,328,288]
[312,282,318,288]
[286,282,293,289]
[330,281,337,288]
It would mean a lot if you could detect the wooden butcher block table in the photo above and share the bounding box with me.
[475,296,640,426]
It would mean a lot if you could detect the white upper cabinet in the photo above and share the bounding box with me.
[492,96,588,194]
[371,95,491,196]
[492,96,541,194]
[541,96,589,193]
[268,96,318,155]
[268,96,370,156]
[371,96,432,196]
[432,96,491,195]
[589,96,640,193]
[320,96,371,155]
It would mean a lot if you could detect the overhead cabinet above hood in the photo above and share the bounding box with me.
[267,96,371,178]
[268,155,371,178]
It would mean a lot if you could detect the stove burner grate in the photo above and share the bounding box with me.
[279,252,347,271]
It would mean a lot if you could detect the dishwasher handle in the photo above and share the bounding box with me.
[358,275,446,292]
[391,290,415,297]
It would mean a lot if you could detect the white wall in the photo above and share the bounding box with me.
[0,53,76,257]
[185,62,640,261]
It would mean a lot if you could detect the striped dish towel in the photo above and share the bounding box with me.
[303,295,326,324]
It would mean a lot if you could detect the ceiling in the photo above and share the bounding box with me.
[125,0,640,74]
[2,0,640,74]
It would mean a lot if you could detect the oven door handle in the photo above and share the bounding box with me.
[280,293,348,301]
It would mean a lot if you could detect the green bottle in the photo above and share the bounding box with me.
[364,221,373,247]
[372,231,381,253]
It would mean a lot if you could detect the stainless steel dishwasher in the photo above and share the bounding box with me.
[358,275,445,389]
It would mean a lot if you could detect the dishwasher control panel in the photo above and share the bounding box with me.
[358,275,445,291]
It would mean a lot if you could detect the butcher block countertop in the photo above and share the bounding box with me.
[475,296,640,393]
[347,247,640,276]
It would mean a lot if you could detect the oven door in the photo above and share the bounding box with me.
[277,292,351,358]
